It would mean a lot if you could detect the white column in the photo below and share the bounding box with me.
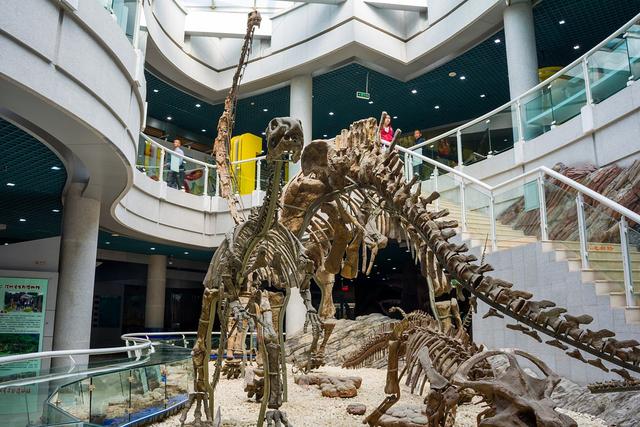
[286,287,307,337]
[52,183,100,364]
[145,254,167,331]
[288,74,313,177]
[503,0,539,99]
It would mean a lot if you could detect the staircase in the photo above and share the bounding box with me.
[436,200,640,324]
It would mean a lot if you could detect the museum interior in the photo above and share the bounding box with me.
[1,0,640,426]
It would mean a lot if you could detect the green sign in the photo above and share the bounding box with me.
[0,277,49,423]
[356,91,370,100]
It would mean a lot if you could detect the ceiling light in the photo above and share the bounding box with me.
[386,258,391,261]
[166,116,172,120]
[448,71,457,77]
[6,183,15,187]
[150,247,156,251]
[52,209,60,213]
[19,218,26,222]
[195,103,201,108]
[263,108,268,112]
[480,94,486,98]
[153,89,159,93]
[51,166,62,170]
[368,101,374,104]
[105,241,110,245]
[261,131,266,135]
[393,116,398,119]
[323,134,328,137]
[559,20,566,25]
[411,89,418,94]
[434,105,440,110]
[201,129,206,132]
[329,112,334,116]
[459,76,466,80]
[112,233,120,237]
[250,102,255,106]
[184,251,189,255]
[494,38,501,44]
[392,267,397,270]
[573,44,580,50]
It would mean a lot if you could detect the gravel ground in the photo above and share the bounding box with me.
[155,364,607,427]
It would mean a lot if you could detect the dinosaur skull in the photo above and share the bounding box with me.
[265,117,304,162]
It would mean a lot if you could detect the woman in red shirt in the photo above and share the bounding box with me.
[380,114,394,143]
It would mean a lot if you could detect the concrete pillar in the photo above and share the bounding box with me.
[145,254,167,331]
[52,183,100,363]
[288,74,313,177]
[286,287,307,337]
[503,0,539,99]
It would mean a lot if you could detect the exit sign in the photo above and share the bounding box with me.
[356,91,370,100]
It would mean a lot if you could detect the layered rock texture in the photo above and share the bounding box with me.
[498,161,640,242]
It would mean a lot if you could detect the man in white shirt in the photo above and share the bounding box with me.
[167,139,185,189]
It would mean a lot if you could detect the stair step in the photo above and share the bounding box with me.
[625,306,640,324]
[582,268,640,282]
[609,291,640,307]
[556,249,640,262]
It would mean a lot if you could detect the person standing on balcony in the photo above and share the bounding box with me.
[380,114,394,144]
[412,129,426,177]
[167,139,185,189]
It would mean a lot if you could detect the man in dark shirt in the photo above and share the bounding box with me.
[413,129,427,177]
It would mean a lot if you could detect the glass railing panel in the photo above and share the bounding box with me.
[165,359,190,408]
[627,36,640,80]
[429,134,458,168]
[548,62,587,125]
[55,377,91,423]
[463,185,492,243]
[588,37,632,103]
[232,159,260,195]
[101,0,140,43]
[181,160,206,196]
[624,226,640,298]
[521,87,554,141]
[89,371,129,425]
[461,106,518,166]
[493,180,541,245]
[436,173,461,223]
[583,203,624,281]
[137,138,163,181]
[543,180,579,245]
[410,144,439,179]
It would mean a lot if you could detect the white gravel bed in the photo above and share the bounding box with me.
[154,364,606,426]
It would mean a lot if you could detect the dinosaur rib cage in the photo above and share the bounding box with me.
[281,117,639,391]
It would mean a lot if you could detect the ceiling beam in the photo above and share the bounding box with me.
[364,0,427,12]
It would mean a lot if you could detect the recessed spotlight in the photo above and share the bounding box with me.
[573,44,580,50]
[112,233,120,237]
[559,20,566,25]
[150,247,156,251]
[195,103,201,108]
[261,131,266,135]
[480,94,486,98]
[448,71,457,77]
[393,116,398,119]
[494,38,501,44]
[368,101,374,104]
[153,89,159,93]
[105,241,111,245]
[459,76,466,80]
[166,116,172,121]
[392,267,397,270]
[329,112,334,116]
[485,119,491,124]
[52,209,60,213]
[6,183,15,187]
[434,105,440,110]
[411,89,418,94]
[323,134,328,137]
[51,166,62,170]
[386,258,391,261]
[201,129,206,132]
[263,108,268,112]
[184,251,189,255]
[250,102,255,106]
[19,218,26,222]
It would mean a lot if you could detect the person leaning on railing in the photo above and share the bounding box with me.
[166,139,185,190]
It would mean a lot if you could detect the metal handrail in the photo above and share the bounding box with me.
[0,341,153,365]
[410,11,640,153]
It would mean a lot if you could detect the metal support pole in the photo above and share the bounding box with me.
[576,193,590,269]
[158,149,165,182]
[203,167,209,197]
[516,99,525,142]
[582,57,594,105]
[433,167,439,211]
[456,130,463,166]
[215,170,220,196]
[537,172,548,240]
[460,181,467,232]
[489,194,497,251]
[256,159,262,191]
[619,217,635,307]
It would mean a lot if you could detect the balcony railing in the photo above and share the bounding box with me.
[409,12,640,167]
